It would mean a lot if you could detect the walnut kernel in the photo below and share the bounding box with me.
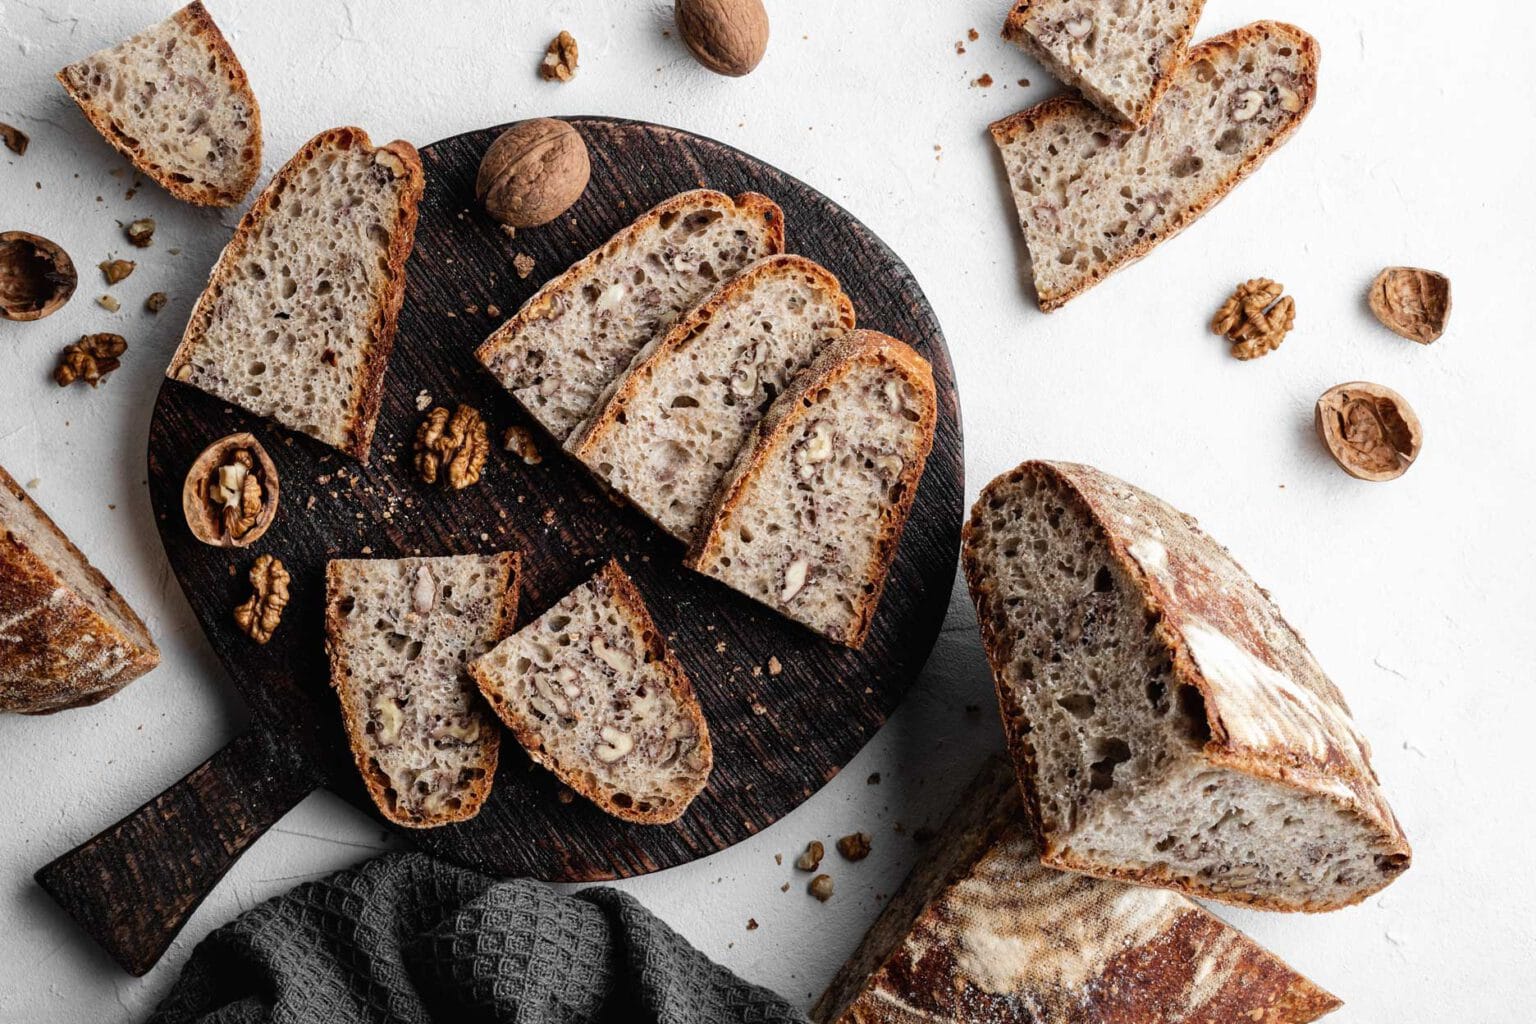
[99,259,135,285]
[794,840,824,872]
[1368,267,1450,344]
[145,291,168,313]
[540,30,579,81]
[415,404,489,489]
[234,555,290,644]
[125,218,155,247]
[808,874,834,902]
[1211,278,1295,359]
[183,433,280,547]
[513,252,537,279]
[502,425,542,465]
[1315,382,1422,482]
[54,333,126,387]
[836,832,872,862]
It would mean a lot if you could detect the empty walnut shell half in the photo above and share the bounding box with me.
[183,433,281,547]
[0,231,78,322]
[1315,382,1422,482]
[1369,267,1450,344]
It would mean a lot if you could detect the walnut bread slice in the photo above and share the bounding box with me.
[324,553,519,828]
[991,21,1318,311]
[566,254,856,543]
[477,189,785,442]
[1002,0,1207,128]
[468,560,712,825]
[813,757,1342,1024]
[57,2,261,207]
[166,127,424,461]
[0,463,159,713]
[962,460,1411,911]
[686,330,936,649]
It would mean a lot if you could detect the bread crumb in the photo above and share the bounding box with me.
[954,41,966,55]
[780,881,790,893]
[751,701,767,716]
[1018,78,1030,87]
[774,852,783,865]
[745,918,758,931]
[767,655,782,676]
[487,304,501,317]
[971,73,994,88]
[968,27,979,41]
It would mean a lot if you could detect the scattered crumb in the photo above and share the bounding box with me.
[780,882,790,893]
[306,495,317,510]
[795,840,825,872]
[416,390,433,411]
[145,291,168,313]
[750,701,767,716]
[767,655,782,676]
[968,27,979,41]
[971,73,994,88]
[502,425,542,465]
[774,853,783,866]
[487,304,501,317]
[25,478,39,489]
[955,41,966,55]
[1018,78,1030,87]
[96,294,120,312]
[746,918,758,931]
[541,508,556,526]
[557,787,575,804]
[867,772,881,785]
[360,546,373,555]
[513,252,536,279]
[837,832,872,862]
[464,303,479,315]
[714,640,726,653]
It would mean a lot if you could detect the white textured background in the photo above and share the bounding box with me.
[2,1,1532,1020]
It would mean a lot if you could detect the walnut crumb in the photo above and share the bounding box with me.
[55,334,126,388]
[541,30,578,81]
[502,424,542,465]
[767,655,782,676]
[145,291,168,313]
[837,832,872,862]
[125,218,155,247]
[794,840,824,872]
[809,875,834,902]
[513,252,536,279]
[99,259,134,284]
[971,73,994,88]
[968,27,979,41]
[745,918,758,931]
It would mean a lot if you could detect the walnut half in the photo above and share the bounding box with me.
[1211,278,1295,360]
[182,433,280,547]
[234,554,290,644]
[1315,382,1422,482]
[415,405,488,490]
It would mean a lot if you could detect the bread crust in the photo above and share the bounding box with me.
[989,21,1319,312]
[56,1,263,207]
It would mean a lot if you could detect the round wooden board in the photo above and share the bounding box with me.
[146,117,963,880]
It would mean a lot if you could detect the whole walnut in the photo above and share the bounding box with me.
[676,0,770,77]
[475,118,590,229]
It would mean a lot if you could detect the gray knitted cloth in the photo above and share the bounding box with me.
[148,852,809,1024]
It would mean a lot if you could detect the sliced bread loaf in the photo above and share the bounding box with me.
[468,560,712,825]
[476,189,785,441]
[962,460,1411,911]
[686,330,936,649]
[57,2,261,207]
[324,553,519,828]
[991,21,1318,311]
[166,127,424,461]
[1002,0,1207,128]
[0,463,159,713]
[813,757,1341,1024]
[566,254,856,543]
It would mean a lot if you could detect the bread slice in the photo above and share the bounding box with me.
[1002,0,1207,128]
[566,255,856,543]
[166,127,424,461]
[57,2,261,207]
[468,560,712,825]
[686,330,936,648]
[990,21,1318,311]
[324,553,519,828]
[962,460,1411,911]
[476,189,785,442]
[813,758,1342,1024]
[0,464,159,714]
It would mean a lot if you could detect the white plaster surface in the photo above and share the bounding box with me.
[1,1,1532,1020]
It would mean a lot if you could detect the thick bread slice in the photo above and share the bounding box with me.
[468,560,712,825]
[324,553,519,828]
[686,330,935,649]
[1003,0,1207,128]
[166,127,424,461]
[476,189,785,442]
[813,758,1342,1024]
[566,254,856,543]
[991,21,1318,311]
[57,2,261,207]
[962,461,1411,911]
[0,464,159,714]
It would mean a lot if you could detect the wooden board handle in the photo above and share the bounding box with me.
[34,727,316,976]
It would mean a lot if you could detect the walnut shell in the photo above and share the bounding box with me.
[1314,382,1422,482]
[475,119,590,229]
[1368,266,1450,344]
[0,231,77,322]
[675,0,769,77]
[183,433,281,547]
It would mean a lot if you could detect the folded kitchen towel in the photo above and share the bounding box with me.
[148,851,808,1024]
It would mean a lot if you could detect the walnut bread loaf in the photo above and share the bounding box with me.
[1002,0,1207,128]
[0,464,159,713]
[813,757,1342,1024]
[686,330,936,649]
[57,2,261,207]
[324,553,520,828]
[469,560,712,825]
[962,460,1411,911]
[166,127,424,461]
[477,189,785,442]
[566,254,856,543]
[991,21,1318,311]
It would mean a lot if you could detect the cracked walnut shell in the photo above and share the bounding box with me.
[1211,278,1295,360]
[1369,267,1450,344]
[1315,382,1422,481]
[0,231,77,322]
[234,555,290,644]
[415,404,489,490]
[54,333,126,387]
[183,433,280,547]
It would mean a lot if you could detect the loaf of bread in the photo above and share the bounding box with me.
[166,127,424,461]
[0,464,159,714]
[57,1,261,207]
[566,254,855,543]
[962,460,1411,911]
[1002,0,1207,127]
[324,553,519,828]
[686,330,935,649]
[991,21,1318,311]
[468,560,712,825]
[814,757,1342,1024]
[477,189,785,442]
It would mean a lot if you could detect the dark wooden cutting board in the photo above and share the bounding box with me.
[36,117,963,976]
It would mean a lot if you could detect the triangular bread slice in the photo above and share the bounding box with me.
[476,189,785,442]
[57,1,261,207]
[166,127,424,461]
[991,21,1318,311]
[962,460,1411,911]
[324,553,519,829]
[814,758,1342,1024]
[468,560,712,825]
[686,330,936,649]
[1003,0,1207,127]
[566,254,856,543]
